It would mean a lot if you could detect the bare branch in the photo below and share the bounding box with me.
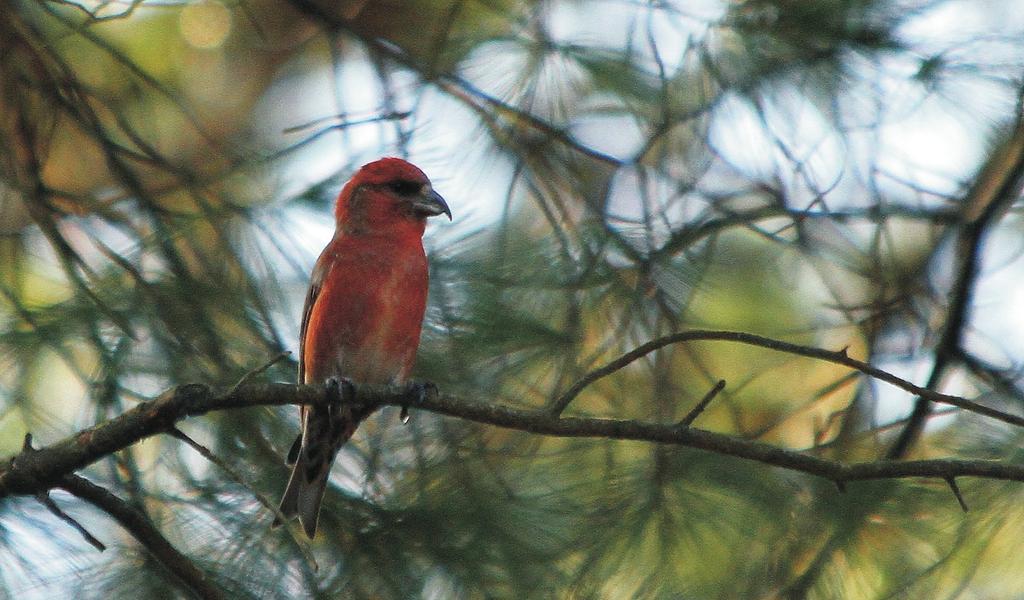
[678,379,726,427]
[549,330,1024,429]
[35,491,106,552]
[889,108,1024,458]
[166,427,321,571]
[228,351,292,396]
[408,389,1024,484]
[58,475,224,600]
[0,382,322,497]
[946,477,969,512]
[2,369,1023,505]
[167,428,285,524]
[23,434,105,550]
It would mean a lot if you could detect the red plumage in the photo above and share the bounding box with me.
[278,158,450,538]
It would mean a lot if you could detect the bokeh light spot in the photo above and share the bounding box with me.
[179,1,232,49]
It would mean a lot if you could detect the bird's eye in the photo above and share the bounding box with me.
[387,180,421,195]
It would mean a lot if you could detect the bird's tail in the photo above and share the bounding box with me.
[278,455,331,539]
[277,404,361,538]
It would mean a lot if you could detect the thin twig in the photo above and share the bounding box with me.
[678,380,726,427]
[946,477,969,512]
[167,427,319,571]
[22,435,104,550]
[889,109,1024,459]
[35,491,106,551]
[281,111,409,135]
[229,351,291,396]
[168,428,283,522]
[548,330,1024,430]
[58,475,224,600]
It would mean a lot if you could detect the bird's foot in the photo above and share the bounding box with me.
[412,381,438,405]
[324,377,356,436]
[400,381,437,424]
[324,376,356,406]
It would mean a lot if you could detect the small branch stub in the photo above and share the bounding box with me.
[36,490,106,552]
[946,477,969,512]
[678,380,726,427]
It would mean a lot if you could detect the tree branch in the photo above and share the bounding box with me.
[0,382,324,497]
[58,474,224,600]
[410,390,1024,484]
[549,330,1024,429]
[888,103,1024,458]
[2,338,1023,503]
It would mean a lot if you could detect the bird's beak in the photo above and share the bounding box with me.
[413,187,452,221]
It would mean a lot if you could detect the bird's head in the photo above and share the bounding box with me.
[335,157,451,237]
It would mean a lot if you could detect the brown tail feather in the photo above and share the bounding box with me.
[277,454,330,538]
[277,402,362,538]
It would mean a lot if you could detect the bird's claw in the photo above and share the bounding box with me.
[399,381,437,425]
[325,377,356,437]
[325,376,356,406]
[412,381,437,405]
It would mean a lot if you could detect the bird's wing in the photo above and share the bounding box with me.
[287,247,332,466]
[298,250,331,385]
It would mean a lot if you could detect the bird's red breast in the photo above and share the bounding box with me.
[302,232,428,385]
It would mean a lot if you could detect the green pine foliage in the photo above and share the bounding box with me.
[2,0,1024,597]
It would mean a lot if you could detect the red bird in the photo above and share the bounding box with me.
[278,157,451,538]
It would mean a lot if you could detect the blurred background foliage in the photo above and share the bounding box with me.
[2,0,1024,597]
